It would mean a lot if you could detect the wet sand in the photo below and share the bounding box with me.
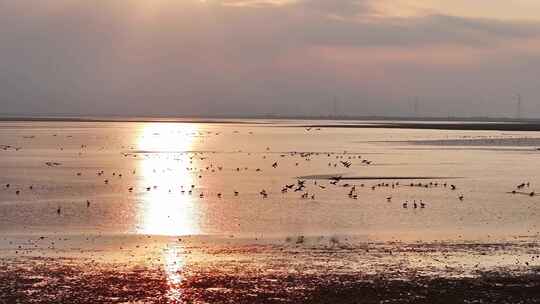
[3,262,540,303]
[1,235,540,303]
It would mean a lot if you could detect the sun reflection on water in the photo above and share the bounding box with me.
[164,245,186,302]
[136,123,201,236]
[134,123,204,301]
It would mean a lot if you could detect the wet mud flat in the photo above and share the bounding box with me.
[1,259,539,304]
[1,240,540,304]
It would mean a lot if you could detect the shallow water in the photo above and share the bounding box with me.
[1,119,540,303]
[1,119,539,241]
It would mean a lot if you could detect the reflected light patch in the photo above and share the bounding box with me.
[164,245,185,301]
[136,123,201,236]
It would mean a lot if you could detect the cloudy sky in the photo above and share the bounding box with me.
[1,0,539,118]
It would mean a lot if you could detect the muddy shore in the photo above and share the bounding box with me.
[2,258,539,303]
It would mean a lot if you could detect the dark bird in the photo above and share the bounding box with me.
[340,161,352,168]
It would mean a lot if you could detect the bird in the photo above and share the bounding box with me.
[340,161,352,168]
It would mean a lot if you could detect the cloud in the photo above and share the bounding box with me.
[293,0,373,17]
[0,0,539,117]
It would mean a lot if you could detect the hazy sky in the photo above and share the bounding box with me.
[1,0,539,117]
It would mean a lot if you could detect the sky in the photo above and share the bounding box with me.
[1,0,540,118]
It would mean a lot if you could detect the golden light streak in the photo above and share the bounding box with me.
[164,245,186,301]
[136,123,201,236]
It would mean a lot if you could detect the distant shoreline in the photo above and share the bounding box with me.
[2,115,540,131]
[1,114,540,122]
[0,116,261,124]
[301,122,540,131]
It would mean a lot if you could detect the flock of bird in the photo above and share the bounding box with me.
[6,150,536,218]
[3,151,467,210]
[1,126,539,281]
[1,129,538,220]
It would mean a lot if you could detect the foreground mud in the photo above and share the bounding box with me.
[1,240,540,303]
[1,259,539,303]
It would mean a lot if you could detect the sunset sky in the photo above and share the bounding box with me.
[1,0,539,117]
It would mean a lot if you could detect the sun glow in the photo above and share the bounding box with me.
[127,0,209,22]
[136,123,201,236]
